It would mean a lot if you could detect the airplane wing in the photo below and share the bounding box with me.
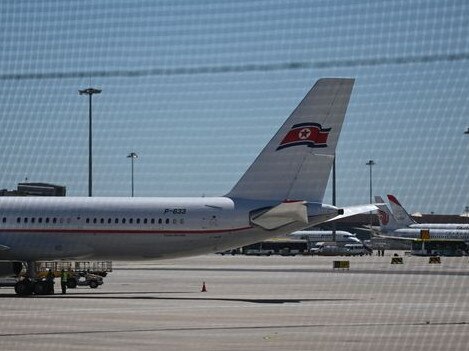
[325,204,378,223]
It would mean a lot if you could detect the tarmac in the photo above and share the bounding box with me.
[0,252,468,351]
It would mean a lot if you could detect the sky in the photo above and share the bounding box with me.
[0,0,468,214]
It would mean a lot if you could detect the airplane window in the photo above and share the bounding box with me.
[108,218,112,224]
[31,218,35,223]
[38,218,42,223]
[17,217,20,223]
[136,218,140,224]
[24,218,28,223]
[93,218,97,224]
[150,218,155,224]
[165,218,169,224]
[2,217,6,223]
[115,218,119,224]
[143,218,148,224]
[86,218,90,224]
[173,219,177,224]
[122,218,126,224]
[129,218,133,224]
[53,218,57,224]
[45,218,50,223]
[158,218,162,224]
[100,218,104,224]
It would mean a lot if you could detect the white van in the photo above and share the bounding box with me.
[344,243,367,256]
[310,242,348,256]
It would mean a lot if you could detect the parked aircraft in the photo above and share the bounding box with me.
[387,194,469,230]
[374,196,469,243]
[0,78,376,295]
[288,230,362,244]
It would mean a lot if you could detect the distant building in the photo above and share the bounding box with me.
[0,183,66,196]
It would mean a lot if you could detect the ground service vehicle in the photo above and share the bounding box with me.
[310,242,349,256]
[343,243,368,256]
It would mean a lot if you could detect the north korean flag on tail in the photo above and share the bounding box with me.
[276,122,330,151]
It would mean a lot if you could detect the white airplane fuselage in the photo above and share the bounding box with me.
[408,223,469,230]
[0,197,339,261]
[381,227,469,243]
[288,230,361,244]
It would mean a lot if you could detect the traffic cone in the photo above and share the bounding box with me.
[201,281,207,292]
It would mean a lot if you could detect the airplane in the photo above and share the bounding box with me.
[288,230,362,244]
[387,194,469,230]
[0,78,377,295]
[374,196,469,245]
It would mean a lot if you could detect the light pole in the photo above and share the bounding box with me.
[366,160,375,204]
[465,129,469,221]
[127,152,138,197]
[79,87,102,197]
[366,160,375,228]
[332,155,337,242]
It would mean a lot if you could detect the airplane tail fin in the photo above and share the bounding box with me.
[387,194,416,226]
[226,78,354,203]
[374,196,403,232]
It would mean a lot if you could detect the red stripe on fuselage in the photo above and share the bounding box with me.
[0,226,252,235]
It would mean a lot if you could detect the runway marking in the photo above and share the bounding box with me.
[115,266,469,277]
[0,321,466,338]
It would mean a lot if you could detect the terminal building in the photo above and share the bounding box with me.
[0,183,66,197]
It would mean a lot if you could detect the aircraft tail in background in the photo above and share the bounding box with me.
[387,194,416,226]
[226,78,354,203]
[374,195,404,232]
